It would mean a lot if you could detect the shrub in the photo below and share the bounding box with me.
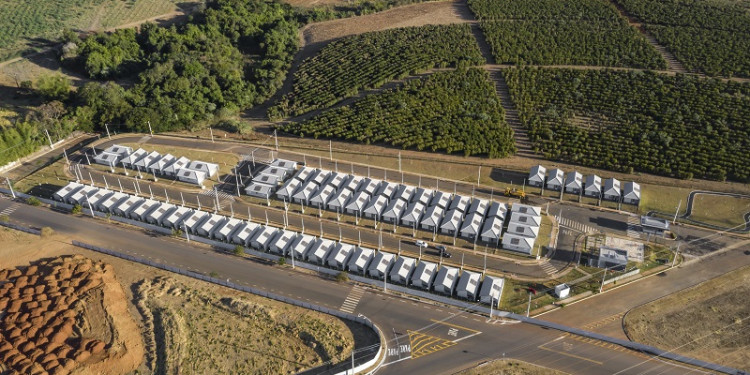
[233,245,245,256]
[26,197,41,206]
[71,204,82,214]
[40,226,54,238]
[0,214,9,222]
[335,272,349,283]
[277,257,287,266]
[36,74,71,102]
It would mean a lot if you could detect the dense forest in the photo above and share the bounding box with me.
[279,68,516,158]
[267,25,484,120]
[504,68,750,182]
[615,0,750,77]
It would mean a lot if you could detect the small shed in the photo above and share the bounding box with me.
[120,148,147,169]
[345,191,370,215]
[231,221,260,246]
[245,183,274,199]
[185,160,219,178]
[163,156,190,177]
[98,191,128,213]
[250,226,279,251]
[215,218,243,242]
[479,276,505,305]
[420,205,444,231]
[546,168,565,191]
[459,211,484,239]
[289,234,316,259]
[412,188,433,206]
[509,213,541,227]
[439,209,463,235]
[456,271,481,301]
[480,216,504,243]
[400,202,425,228]
[113,196,144,217]
[177,169,207,186]
[326,243,355,270]
[129,198,159,221]
[381,198,407,224]
[506,222,540,238]
[585,175,602,197]
[270,230,297,255]
[162,206,192,229]
[306,238,335,264]
[430,191,451,209]
[146,203,176,225]
[68,185,97,205]
[276,178,302,201]
[53,182,83,202]
[292,181,319,204]
[389,256,416,285]
[270,159,298,174]
[358,178,381,196]
[293,167,315,183]
[309,184,336,208]
[511,203,541,217]
[603,177,621,201]
[197,214,226,238]
[182,210,209,234]
[432,266,459,295]
[554,284,571,299]
[448,195,471,213]
[622,181,641,205]
[363,195,388,219]
[93,152,121,168]
[528,165,546,187]
[486,202,508,220]
[467,198,489,216]
[148,154,175,175]
[410,261,438,290]
[502,233,536,254]
[564,171,583,194]
[134,151,160,171]
[367,252,395,279]
[347,247,375,274]
[327,188,353,213]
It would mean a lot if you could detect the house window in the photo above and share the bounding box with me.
[511,238,520,245]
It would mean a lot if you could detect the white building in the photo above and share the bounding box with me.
[309,184,336,208]
[430,191,451,208]
[251,174,280,187]
[502,233,536,254]
[326,173,348,190]
[420,205,444,231]
[259,166,289,182]
[120,148,147,169]
[459,211,484,239]
[439,209,463,235]
[389,256,416,285]
[342,175,363,193]
[327,188,353,213]
[564,171,583,194]
[528,165,546,187]
[113,196,144,217]
[358,178,381,196]
[480,216,504,243]
[546,168,565,191]
[486,202,508,220]
[232,222,260,246]
[347,247,374,274]
[432,266,459,295]
[68,185,97,205]
[289,234,316,260]
[603,177,621,201]
[410,261,437,290]
[148,154,175,175]
[293,167,315,183]
[306,238,335,264]
[92,152,121,168]
[102,144,133,158]
[52,182,83,202]
[506,222,540,238]
[177,168,207,186]
[87,189,113,210]
[270,159,298,174]
[363,195,388,219]
[163,156,190,177]
[183,210,209,234]
[509,213,541,227]
[622,181,641,205]
[129,198,159,221]
[456,271,481,300]
[554,284,571,299]
[215,218,243,242]
[146,203,177,226]
[400,202,425,228]
[250,226,279,251]
[269,230,297,255]
[412,188,433,205]
[245,183,273,199]
[585,175,602,197]
[448,195,471,213]
[479,276,505,305]
[197,214,226,238]
[162,206,193,229]
[292,182,319,204]
[185,160,219,178]
[511,203,541,217]
[381,199,407,224]
[377,182,398,199]
[367,252,395,279]
[276,178,301,201]
[345,191,370,215]
[327,243,355,270]
[134,151,160,171]
[467,198,489,216]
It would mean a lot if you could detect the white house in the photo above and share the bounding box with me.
[289,234,316,259]
[400,202,425,228]
[456,271,481,301]
[358,178,381,196]
[52,182,83,202]
[506,222,540,238]
[67,185,97,205]
[603,178,621,201]
[251,174,280,187]
[185,160,219,178]
[347,247,374,274]
[113,196,144,217]
[148,154,175,175]
[276,178,301,201]
[448,195,471,213]
[269,230,297,255]
[486,202,508,220]
[622,181,641,205]
[146,203,176,226]
[410,261,437,290]
[177,168,207,186]
[363,195,388,219]
[326,243,355,270]
[394,185,414,203]
[250,226,279,251]
[377,182,398,199]
[467,198,489,216]
[439,209,463,236]
[309,184,336,208]
[270,159,298,174]
[306,238,335,264]
[381,199,407,224]
[327,188,353,213]
[509,213,541,227]
[585,175,602,197]
[546,168,565,191]
[259,166,288,181]
[367,252,395,279]
[389,256,416,285]
[129,198,159,221]
[480,216,504,243]
[87,189,113,210]
[420,205,444,231]
[245,183,274,199]
[342,175,363,193]
[564,171,584,194]
[92,152,121,168]
[502,233,536,254]
[430,191,451,208]
[197,213,226,238]
[214,218,243,242]
[528,165,546,187]
[292,181,319,204]
[511,203,541,217]
[325,173,347,190]
[293,167,315,183]
[162,206,192,229]
[120,148,147,169]
[432,266,459,295]
[412,188,433,205]
[232,221,260,246]
[182,210,209,234]
[309,169,331,186]
[345,191,370,215]
[163,156,190,177]
[134,151,160,171]
[459,211,484,239]
[102,144,133,158]
[479,276,505,305]
[98,191,128,213]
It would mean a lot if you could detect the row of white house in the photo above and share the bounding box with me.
[92,144,219,186]
[52,181,505,304]
[528,165,641,205]
[244,159,299,199]
[501,203,542,254]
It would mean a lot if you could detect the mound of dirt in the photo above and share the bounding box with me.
[0,255,144,375]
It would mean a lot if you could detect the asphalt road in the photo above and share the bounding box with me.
[0,197,705,375]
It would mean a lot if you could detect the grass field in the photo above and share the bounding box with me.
[0,0,199,61]
[454,359,566,375]
[624,265,750,371]
[689,193,750,229]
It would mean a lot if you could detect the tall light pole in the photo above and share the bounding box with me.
[5,177,15,199]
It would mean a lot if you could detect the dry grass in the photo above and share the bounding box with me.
[689,193,750,229]
[455,359,567,375]
[624,265,750,372]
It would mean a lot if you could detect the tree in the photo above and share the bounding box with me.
[36,74,71,102]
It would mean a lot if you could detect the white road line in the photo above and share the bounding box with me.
[340,286,365,313]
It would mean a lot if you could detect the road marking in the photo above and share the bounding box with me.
[627,216,643,239]
[340,286,365,314]
[540,261,558,275]
[582,311,626,331]
[408,330,456,359]
[0,203,20,216]
[429,319,482,342]
[537,342,604,365]
[557,216,598,234]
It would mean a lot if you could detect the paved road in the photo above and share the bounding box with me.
[0,197,706,375]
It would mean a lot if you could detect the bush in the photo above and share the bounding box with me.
[40,226,54,238]
[277,257,287,266]
[25,197,41,206]
[71,204,82,214]
[0,214,9,222]
[36,74,71,102]
[335,272,349,283]
[233,245,245,256]
[209,271,219,278]
[171,228,183,237]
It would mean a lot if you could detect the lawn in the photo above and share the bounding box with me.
[688,193,750,229]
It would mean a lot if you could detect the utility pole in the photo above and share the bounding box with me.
[184,222,190,243]
[274,130,279,151]
[86,199,95,219]
[673,199,682,224]
[599,268,608,293]
[329,140,333,160]
[477,166,481,185]
[672,242,681,267]
[117,178,123,193]
[105,123,111,140]
[147,121,153,137]
[5,177,15,199]
[102,175,109,190]
[234,168,241,196]
[209,127,214,143]
[165,188,169,204]
[526,293,532,317]
[398,152,401,173]
[63,149,69,164]
[44,129,54,148]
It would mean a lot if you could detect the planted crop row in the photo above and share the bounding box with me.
[467,0,624,23]
[480,20,666,69]
[268,24,484,120]
[279,68,516,158]
[504,67,750,182]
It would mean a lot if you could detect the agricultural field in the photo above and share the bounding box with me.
[467,0,623,21]
[0,0,198,62]
[624,264,750,371]
[268,24,484,119]
[615,0,750,77]
[503,67,750,182]
[479,20,665,69]
[279,68,516,158]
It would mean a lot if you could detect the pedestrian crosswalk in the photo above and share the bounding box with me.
[199,189,236,210]
[340,286,366,314]
[540,261,559,276]
[557,216,598,234]
[0,203,20,216]
[626,216,643,239]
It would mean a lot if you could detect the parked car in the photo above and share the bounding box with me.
[434,245,452,258]
[415,240,428,248]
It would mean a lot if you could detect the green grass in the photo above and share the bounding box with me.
[688,194,750,229]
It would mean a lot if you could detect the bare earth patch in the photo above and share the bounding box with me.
[624,265,750,372]
[454,359,567,375]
